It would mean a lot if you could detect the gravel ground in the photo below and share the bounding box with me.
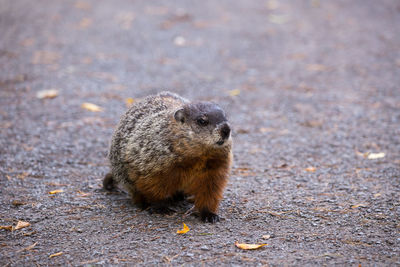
[1,0,399,265]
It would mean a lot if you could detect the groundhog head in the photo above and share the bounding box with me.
[174,102,231,147]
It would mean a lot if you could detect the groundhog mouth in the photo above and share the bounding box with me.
[216,140,225,146]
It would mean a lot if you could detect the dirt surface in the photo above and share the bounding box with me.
[1,0,400,265]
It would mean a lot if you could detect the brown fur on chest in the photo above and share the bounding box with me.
[133,152,230,202]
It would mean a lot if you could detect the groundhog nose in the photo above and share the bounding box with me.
[220,123,231,140]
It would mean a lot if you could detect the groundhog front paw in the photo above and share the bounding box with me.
[200,211,220,223]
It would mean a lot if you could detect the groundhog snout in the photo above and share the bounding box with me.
[220,123,231,140]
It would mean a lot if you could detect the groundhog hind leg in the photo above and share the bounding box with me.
[103,173,115,191]
[130,188,176,214]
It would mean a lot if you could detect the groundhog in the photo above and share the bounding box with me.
[103,91,232,223]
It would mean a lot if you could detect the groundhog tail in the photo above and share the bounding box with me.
[103,172,115,191]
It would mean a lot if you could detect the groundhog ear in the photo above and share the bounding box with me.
[174,108,185,123]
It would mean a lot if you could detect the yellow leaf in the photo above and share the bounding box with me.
[15,221,30,230]
[235,241,267,250]
[229,89,240,96]
[36,89,59,99]
[49,189,64,194]
[125,97,135,107]
[367,152,385,160]
[305,166,316,172]
[0,225,13,231]
[81,102,103,112]
[49,252,63,258]
[176,223,190,234]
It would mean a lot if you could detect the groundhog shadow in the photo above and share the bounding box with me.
[101,186,199,220]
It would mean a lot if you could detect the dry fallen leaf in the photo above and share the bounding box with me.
[78,18,92,29]
[268,14,289,24]
[77,190,91,197]
[176,223,190,234]
[81,102,103,112]
[49,252,63,258]
[15,221,30,230]
[367,152,385,160]
[17,242,37,253]
[229,89,241,96]
[306,64,327,72]
[266,0,279,10]
[355,150,368,158]
[305,166,316,172]
[49,189,64,195]
[0,225,13,231]
[36,89,59,99]
[351,203,368,209]
[12,200,27,206]
[74,1,91,10]
[173,36,186,46]
[235,241,267,250]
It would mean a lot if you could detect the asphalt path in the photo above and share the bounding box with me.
[1,0,399,265]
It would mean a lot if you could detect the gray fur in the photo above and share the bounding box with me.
[108,91,231,195]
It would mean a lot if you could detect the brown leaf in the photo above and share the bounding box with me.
[351,203,368,209]
[77,190,91,197]
[36,89,59,99]
[306,64,327,72]
[305,166,316,172]
[18,242,37,252]
[15,221,30,230]
[74,1,91,10]
[12,200,27,206]
[49,252,63,258]
[81,102,103,112]
[78,18,92,29]
[0,225,13,231]
[235,241,267,250]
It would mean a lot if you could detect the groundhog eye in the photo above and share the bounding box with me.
[197,118,209,126]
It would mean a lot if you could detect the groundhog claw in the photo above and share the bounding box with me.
[201,211,220,223]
